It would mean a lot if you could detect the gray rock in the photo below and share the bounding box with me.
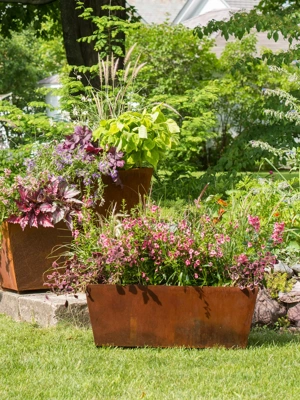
[279,281,300,303]
[252,288,286,326]
[273,261,294,278]
[291,264,300,274]
[287,303,300,327]
[0,289,90,327]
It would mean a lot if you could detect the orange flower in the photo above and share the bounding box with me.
[273,212,280,217]
[217,199,228,207]
[218,208,226,216]
[213,218,219,224]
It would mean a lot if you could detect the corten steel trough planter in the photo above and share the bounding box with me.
[96,168,153,215]
[0,221,72,292]
[86,284,258,349]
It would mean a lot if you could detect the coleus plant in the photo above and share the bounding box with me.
[7,178,82,231]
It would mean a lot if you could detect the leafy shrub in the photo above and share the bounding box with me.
[265,272,295,299]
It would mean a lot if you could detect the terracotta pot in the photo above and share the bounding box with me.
[86,284,258,348]
[96,168,153,215]
[0,221,72,292]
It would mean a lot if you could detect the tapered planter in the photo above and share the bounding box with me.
[86,285,258,349]
[97,168,153,215]
[0,221,72,292]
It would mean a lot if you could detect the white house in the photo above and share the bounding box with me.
[126,0,259,25]
[127,0,290,56]
[37,74,64,121]
[0,92,12,149]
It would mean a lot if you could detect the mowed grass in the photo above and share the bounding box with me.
[0,315,300,400]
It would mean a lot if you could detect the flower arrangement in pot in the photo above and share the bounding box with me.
[0,126,126,292]
[46,196,287,349]
[92,105,180,213]
[0,103,179,292]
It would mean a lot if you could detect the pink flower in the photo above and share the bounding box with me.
[272,222,285,245]
[4,168,11,177]
[248,215,260,232]
[72,229,80,239]
[194,273,199,279]
[247,242,253,248]
[237,254,249,264]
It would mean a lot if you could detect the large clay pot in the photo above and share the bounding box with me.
[0,221,72,292]
[97,168,153,215]
[86,285,258,349]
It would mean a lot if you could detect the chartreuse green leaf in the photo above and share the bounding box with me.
[166,119,180,134]
[143,138,155,150]
[117,121,124,131]
[138,125,148,139]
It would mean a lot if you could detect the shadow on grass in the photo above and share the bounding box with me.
[248,328,300,348]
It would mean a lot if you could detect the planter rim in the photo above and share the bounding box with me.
[86,283,258,291]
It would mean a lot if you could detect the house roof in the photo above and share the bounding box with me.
[183,8,291,57]
[183,8,238,29]
[38,74,61,86]
[126,0,261,25]
[224,0,259,10]
[0,93,12,101]
[127,0,187,24]
[172,0,260,24]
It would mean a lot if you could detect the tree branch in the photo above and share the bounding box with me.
[0,0,56,4]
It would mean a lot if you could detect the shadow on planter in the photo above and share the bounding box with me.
[86,285,258,349]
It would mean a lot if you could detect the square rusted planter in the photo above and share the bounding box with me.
[0,221,72,292]
[96,168,153,215]
[86,284,258,349]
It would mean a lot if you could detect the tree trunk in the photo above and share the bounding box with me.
[59,0,126,87]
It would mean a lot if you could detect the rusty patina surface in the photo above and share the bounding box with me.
[97,168,153,215]
[0,221,71,292]
[86,285,258,349]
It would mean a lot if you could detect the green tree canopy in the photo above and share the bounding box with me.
[0,0,129,79]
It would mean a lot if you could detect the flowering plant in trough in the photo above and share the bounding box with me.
[46,199,286,294]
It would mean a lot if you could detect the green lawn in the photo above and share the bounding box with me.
[0,315,299,399]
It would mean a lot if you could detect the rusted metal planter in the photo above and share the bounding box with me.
[0,221,72,292]
[97,168,153,215]
[86,284,258,349]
